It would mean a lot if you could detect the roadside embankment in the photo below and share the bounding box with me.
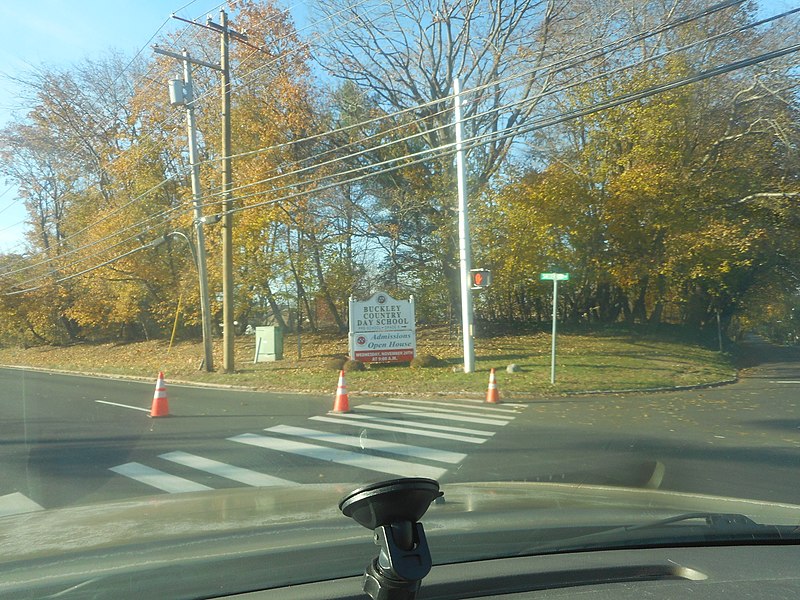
[0,327,736,397]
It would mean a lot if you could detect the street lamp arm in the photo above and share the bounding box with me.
[146,231,198,269]
[165,231,199,269]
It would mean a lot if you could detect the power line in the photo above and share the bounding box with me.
[207,42,800,220]
[0,1,225,274]
[3,202,187,289]
[6,0,378,254]
[8,33,796,295]
[20,3,795,282]
[191,0,773,189]
[4,3,796,292]
[0,1,386,280]
[0,179,183,278]
[0,0,404,280]
[189,6,799,213]
[6,241,163,295]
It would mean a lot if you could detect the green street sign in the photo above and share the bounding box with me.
[540,272,569,281]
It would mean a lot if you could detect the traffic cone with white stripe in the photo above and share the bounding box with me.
[149,371,170,417]
[331,369,351,413]
[485,368,500,404]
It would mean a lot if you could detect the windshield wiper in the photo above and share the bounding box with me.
[617,512,759,532]
[518,512,800,556]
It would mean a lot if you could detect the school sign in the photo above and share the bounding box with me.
[348,292,416,363]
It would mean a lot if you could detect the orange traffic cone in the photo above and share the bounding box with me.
[149,371,170,417]
[485,368,501,404]
[331,370,351,413]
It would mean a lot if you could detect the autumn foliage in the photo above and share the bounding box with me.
[0,0,797,348]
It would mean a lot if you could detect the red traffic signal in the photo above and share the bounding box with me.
[470,269,492,289]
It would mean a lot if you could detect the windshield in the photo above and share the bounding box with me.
[0,0,799,597]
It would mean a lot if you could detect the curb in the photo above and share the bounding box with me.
[0,363,740,399]
[559,375,739,397]
[0,363,264,393]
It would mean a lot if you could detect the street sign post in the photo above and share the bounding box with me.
[540,272,569,384]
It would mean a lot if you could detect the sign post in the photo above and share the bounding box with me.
[540,273,569,384]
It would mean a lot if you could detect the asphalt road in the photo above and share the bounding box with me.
[1,338,798,515]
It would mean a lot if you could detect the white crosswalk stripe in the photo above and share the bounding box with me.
[387,398,523,414]
[228,433,448,479]
[322,411,496,436]
[110,397,526,495]
[110,462,212,493]
[159,451,298,487]
[0,492,44,517]
[310,413,491,443]
[451,398,528,408]
[361,402,513,426]
[267,424,467,464]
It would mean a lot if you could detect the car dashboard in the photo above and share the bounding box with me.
[240,543,800,599]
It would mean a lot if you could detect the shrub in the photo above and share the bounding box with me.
[344,359,366,372]
[410,354,446,368]
[324,355,348,370]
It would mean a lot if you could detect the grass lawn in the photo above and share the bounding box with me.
[0,326,736,398]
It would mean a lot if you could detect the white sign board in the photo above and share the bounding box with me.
[349,292,416,363]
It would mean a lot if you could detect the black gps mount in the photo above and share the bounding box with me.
[339,478,443,600]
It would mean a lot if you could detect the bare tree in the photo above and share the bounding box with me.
[313,0,566,313]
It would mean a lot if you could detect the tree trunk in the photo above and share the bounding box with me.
[310,235,347,333]
[264,282,288,330]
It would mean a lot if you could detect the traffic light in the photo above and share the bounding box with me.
[470,269,492,289]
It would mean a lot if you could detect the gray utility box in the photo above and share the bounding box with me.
[254,326,283,362]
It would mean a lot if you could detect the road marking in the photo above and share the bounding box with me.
[267,424,467,464]
[159,451,298,487]
[95,400,151,412]
[369,401,514,422]
[772,381,800,384]
[228,433,447,479]
[453,398,528,408]
[388,398,523,414]
[309,415,489,444]
[363,403,512,426]
[0,492,44,517]
[316,411,494,436]
[110,462,212,493]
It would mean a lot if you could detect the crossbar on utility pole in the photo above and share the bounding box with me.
[152,46,221,71]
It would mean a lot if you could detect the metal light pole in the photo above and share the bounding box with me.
[550,277,558,385]
[454,77,475,373]
[162,49,215,372]
[540,272,569,384]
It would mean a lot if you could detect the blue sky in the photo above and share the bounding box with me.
[0,0,795,252]
[0,0,232,252]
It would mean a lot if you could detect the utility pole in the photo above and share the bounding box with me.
[453,77,475,373]
[155,46,220,372]
[173,10,247,374]
[207,10,247,374]
[219,10,235,374]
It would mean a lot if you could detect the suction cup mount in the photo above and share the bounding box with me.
[340,478,443,600]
